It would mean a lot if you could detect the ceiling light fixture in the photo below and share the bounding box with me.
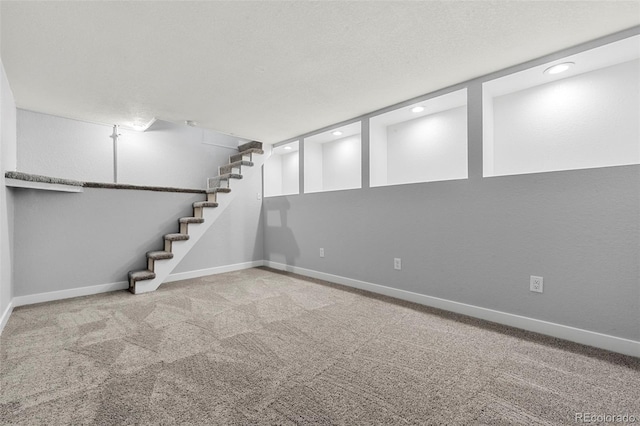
[130,117,156,132]
[332,131,343,136]
[284,146,292,150]
[544,62,574,75]
[411,106,425,113]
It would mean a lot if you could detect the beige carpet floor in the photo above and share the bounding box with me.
[1,267,638,425]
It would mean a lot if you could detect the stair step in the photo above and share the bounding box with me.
[208,173,242,189]
[237,141,262,152]
[179,217,205,224]
[219,160,253,175]
[205,187,232,194]
[128,270,155,282]
[146,251,173,260]
[128,269,156,292]
[214,173,243,181]
[230,148,264,163]
[193,201,218,208]
[164,233,190,241]
[128,141,264,295]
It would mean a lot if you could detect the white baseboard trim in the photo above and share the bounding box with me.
[8,260,265,310]
[264,261,640,358]
[13,281,129,307]
[0,300,13,334]
[165,260,264,283]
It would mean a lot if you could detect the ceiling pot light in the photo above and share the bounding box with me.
[544,62,574,75]
[332,131,343,136]
[284,146,292,150]
[411,106,425,113]
[131,117,156,132]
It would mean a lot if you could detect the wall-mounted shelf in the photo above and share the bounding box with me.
[5,178,83,192]
[4,171,207,194]
[5,172,83,193]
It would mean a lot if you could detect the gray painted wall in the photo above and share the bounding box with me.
[263,34,640,342]
[13,188,198,295]
[0,57,16,320]
[13,178,263,296]
[263,165,639,341]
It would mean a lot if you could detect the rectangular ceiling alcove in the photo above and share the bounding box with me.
[264,141,299,197]
[304,122,362,194]
[369,89,468,187]
[483,35,640,177]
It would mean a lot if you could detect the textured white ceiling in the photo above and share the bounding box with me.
[1,1,639,143]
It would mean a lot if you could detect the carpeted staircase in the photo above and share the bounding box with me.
[128,141,264,294]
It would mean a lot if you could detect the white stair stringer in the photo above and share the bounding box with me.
[132,148,269,294]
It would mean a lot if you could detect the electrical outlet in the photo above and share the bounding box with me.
[394,258,402,270]
[319,248,325,258]
[530,276,543,293]
[257,192,262,200]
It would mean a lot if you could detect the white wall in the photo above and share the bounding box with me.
[281,151,299,195]
[16,110,239,188]
[264,154,283,197]
[387,106,468,185]
[369,123,387,187]
[304,141,323,193]
[489,59,640,177]
[264,150,299,197]
[370,89,468,187]
[321,134,361,191]
[118,120,238,188]
[482,91,495,176]
[17,111,113,182]
[304,136,361,193]
[0,58,16,329]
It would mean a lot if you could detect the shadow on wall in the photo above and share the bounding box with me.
[252,198,265,262]
[264,196,299,266]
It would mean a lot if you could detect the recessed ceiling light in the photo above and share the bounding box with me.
[411,106,425,113]
[131,118,156,132]
[332,131,343,136]
[284,146,292,150]
[544,62,575,75]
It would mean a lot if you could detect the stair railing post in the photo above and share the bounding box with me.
[110,125,121,183]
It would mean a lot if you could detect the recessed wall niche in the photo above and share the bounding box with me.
[369,89,468,187]
[264,141,299,197]
[483,35,640,177]
[304,122,362,193]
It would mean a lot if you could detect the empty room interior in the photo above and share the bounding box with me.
[1,2,639,425]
